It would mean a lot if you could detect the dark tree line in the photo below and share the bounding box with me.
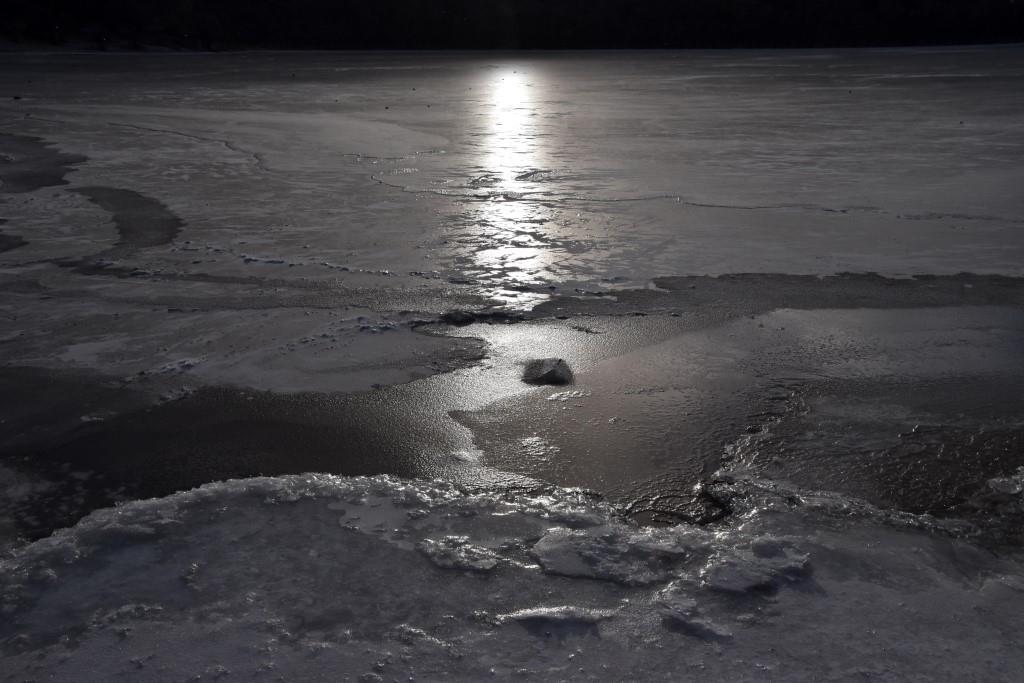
[4,0,1023,50]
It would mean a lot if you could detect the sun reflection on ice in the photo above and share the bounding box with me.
[466,69,558,307]
[486,71,538,184]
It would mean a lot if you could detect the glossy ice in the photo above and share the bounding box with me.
[2,46,1023,308]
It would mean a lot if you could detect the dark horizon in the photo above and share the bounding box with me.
[4,0,1024,51]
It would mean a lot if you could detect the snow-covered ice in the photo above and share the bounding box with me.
[2,472,1023,680]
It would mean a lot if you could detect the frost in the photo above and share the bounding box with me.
[91,603,164,626]
[0,472,1021,681]
[546,390,591,402]
[498,605,617,625]
[141,357,204,377]
[657,589,732,640]
[987,467,1024,497]
[388,624,450,650]
[701,537,810,593]
[530,526,695,586]
[417,536,502,572]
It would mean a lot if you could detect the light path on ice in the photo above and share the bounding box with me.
[1,472,1023,680]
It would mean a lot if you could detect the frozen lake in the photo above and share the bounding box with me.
[2,46,1023,304]
[2,46,1024,679]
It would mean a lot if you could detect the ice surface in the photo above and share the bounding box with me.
[2,472,1023,680]
[530,525,699,585]
[416,535,502,572]
[988,468,1024,497]
[1,47,1024,680]
[1,48,1023,405]
[3,48,1024,309]
[700,537,810,593]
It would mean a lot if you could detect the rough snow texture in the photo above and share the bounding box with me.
[2,472,1023,681]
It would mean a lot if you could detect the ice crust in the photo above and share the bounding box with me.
[2,472,1023,681]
